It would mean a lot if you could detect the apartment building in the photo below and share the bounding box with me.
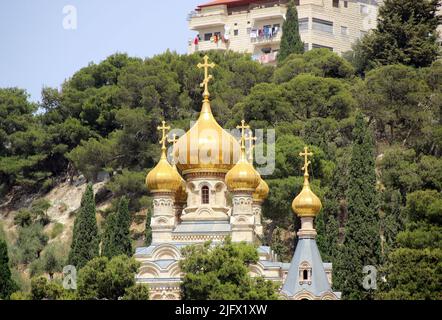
[188,0,380,63]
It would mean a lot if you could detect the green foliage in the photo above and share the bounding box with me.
[68,184,99,269]
[50,222,64,239]
[122,284,150,300]
[352,0,441,72]
[0,239,17,299]
[30,276,64,300]
[335,113,381,300]
[102,197,132,258]
[77,255,140,300]
[107,169,148,210]
[180,239,278,300]
[274,49,354,83]
[67,137,117,181]
[278,0,304,63]
[16,223,48,264]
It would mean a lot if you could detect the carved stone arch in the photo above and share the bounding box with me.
[138,264,160,278]
[249,264,264,277]
[168,262,183,278]
[155,217,169,225]
[152,244,181,260]
[321,292,337,300]
[293,290,316,300]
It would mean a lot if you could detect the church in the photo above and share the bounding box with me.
[134,56,340,300]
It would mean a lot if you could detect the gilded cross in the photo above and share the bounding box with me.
[245,132,257,163]
[299,146,313,176]
[236,120,250,149]
[197,55,216,98]
[157,120,170,150]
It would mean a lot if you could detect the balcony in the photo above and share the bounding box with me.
[250,4,285,22]
[251,32,282,46]
[253,52,278,65]
[188,40,228,54]
[188,12,227,30]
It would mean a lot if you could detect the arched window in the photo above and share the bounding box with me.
[201,186,209,204]
[303,270,309,281]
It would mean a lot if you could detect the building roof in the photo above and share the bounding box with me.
[281,238,333,298]
[197,0,254,9]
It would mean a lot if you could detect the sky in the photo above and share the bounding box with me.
[0,0,202,102]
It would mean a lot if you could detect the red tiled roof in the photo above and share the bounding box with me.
[197,0,254,9]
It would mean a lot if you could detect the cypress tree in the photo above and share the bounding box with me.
[334,113,381,300]
[0,239,16,299]
[145,210,152,247]
[277,0,304,63]
[102,197,132,258]
[68,184,99,270]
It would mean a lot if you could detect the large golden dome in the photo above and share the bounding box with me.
[291,147,322,217]
[173,56,240,175]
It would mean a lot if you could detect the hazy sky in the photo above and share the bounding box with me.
[0,0,202,102]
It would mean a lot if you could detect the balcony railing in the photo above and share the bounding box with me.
[250,3,286,22]
[188,12,227,30]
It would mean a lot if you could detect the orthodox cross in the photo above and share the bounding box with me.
[157,120,170,150]
[299,146,313,176]
[197,55,216,98]
[237,120,250,149]
[245,132,257,163]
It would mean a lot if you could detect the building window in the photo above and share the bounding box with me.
[344,1,348,8]
[341,26,348,35]
[304,43,309,52]
[333,0,339,8]
[234,29,239,36]
[299,262,312,285]
[201,186,209,204]
[204,33,212,41]
[299,17,309,31]
[312,43,334,51]
[312,18,333,34]
[360,4,368,15]
[294,0,300,5]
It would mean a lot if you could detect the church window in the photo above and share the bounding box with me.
[299,261,312,285]
[202,186,210,204]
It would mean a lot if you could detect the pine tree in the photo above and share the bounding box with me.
[354,0,441,71]
[277,0,304,63]
[334,113,381,300]
[68,184,99,270]
[0,239,16,299]
[102,197,132,258]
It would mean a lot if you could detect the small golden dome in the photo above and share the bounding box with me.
[253,177,269,202]
[291,176,322,217]
[146,149,182,193]
[226,121,260,192]
[291,146,322,217]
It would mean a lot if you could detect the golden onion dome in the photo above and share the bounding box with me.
[173,55,240,175]
[173,99,240,175]
[146,148,182,193]
[253,177,269,202]
[225,126,260,192]
[291,147,322,217]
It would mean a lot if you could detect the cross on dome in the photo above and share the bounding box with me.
[300,146,313,176]
[197,55,216,99]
